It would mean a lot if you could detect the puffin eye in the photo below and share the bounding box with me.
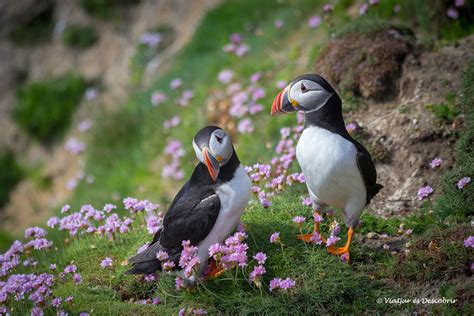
[300,82,308,93]
[215,135,223,144]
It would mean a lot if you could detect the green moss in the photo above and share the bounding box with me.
[13,74,87,143]
[0,151,23,208]
[434,60,474,219]
[62,24,98,49]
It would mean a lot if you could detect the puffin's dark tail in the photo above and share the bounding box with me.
[372,184,384,198]
[367,183,383,203]
[126,242,163,275]
[126,260,161,275]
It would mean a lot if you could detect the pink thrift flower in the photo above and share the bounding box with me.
[310,232,323,245]
[417,185,434,200]
[323,4,333,12]
[359,3,369,15]
[279,277,296,290]
[447,7,459,19]
[218,69,234,84]
[151,91,167,106]
[170,78,182,89]
[393,4,401,13]
[249,265,266,283]
[230,33,242,44]
[156,250,169,261]
[253,252,267,265]
[313,213,323,223]
[369,0,379,5]
[292,216,306,225]
[238,118,254,134]
[100,257,113,268]
[270,232,280,244]
[463,236,474,248]
[326,235,340,247]
[457,177,471,189]
[276,80,287,89]
[341,253,350,262]
[346,123,358,133]
[269,277,281,291]
[77,119,92,132]
[250,72,262,83]
[308,15,322,28]
[430,157,443,169]
[235,44,249,56]
[274,19,284,28]
[455,0,465,7]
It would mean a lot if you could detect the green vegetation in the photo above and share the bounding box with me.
[0,151,22,208]
[79,0,140,19]
[13,74,87,143]
[10,10,54,45]
[434,60,474,219]
[62,24,99,49]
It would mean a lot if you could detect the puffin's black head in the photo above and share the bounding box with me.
[271,74,339,115]
[192,126,234,182]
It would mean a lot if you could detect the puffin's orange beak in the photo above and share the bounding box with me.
[202,148,219,182]
[271,88,286,115]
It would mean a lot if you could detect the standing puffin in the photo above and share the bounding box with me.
[127,126,251,281]
[271,74,382,261]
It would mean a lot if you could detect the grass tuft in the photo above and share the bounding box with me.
[12,74,87,143]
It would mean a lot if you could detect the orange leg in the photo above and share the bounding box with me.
[204,259,225,280]
[298,211,327,244]
[327,227,354,262]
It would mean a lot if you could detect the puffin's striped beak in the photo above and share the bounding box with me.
[271,87,296,115]
[202,148,220,182]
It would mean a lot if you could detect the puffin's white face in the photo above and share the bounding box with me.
[193,128,233,181]
[287,79,333,112]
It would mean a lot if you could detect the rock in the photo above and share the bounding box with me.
[0,0,55,37]
[315,27,413,101]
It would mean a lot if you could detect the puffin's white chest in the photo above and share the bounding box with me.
[196,165,251,265]
[296,126,365,209]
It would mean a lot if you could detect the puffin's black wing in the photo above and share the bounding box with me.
[126,185,220,274]
[160,188,220,250]
[352,140,383,204]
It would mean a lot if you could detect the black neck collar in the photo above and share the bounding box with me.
[304,93,349,138]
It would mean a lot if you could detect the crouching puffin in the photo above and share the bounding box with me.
[127,126,251,281]
[271,74,383,261]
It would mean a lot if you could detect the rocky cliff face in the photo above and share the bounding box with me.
[0,0,219,233]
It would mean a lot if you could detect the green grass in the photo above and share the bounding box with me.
[13,73,87,143]
[434,60,474,219]
[0,150,23,208]
[62,25,99,49]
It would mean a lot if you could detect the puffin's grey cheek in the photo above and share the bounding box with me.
[308,90,333,111]
[192,140,204,163]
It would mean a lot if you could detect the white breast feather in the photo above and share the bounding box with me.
[296,126,366,212]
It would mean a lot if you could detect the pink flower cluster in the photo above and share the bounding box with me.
[222,33,249,57]
[65,138,86,155]
[217,69,265,135]
[245,116,305,207]
[162,139,185,180]
[208,231,249,271]
[269,277,296,291]
[178,241,201,279]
